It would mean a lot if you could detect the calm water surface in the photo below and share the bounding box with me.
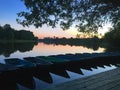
[0,42,118,90]
[0,42,105,60]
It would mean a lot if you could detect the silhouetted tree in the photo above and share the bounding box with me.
[0,25,2,30]
[104,23,120,46]
[0,26,4,39]
[0,24,38,41]
[17,0,120,33]
[3,24,11,29]
[4,28,14,40]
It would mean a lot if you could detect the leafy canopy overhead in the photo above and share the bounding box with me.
[17,0,120,33]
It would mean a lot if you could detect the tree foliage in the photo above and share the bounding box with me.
[17,0,120,33]
[104,23,120,46]
[0,24,38,41]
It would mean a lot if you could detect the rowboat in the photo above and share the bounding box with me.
[50,68,70,78]
[24,57,53,70]
[36,56,69,63]
[15,71,35,89]
[0,63,18,72]
[5,58,36,69]
[24,57,53,66]
[34,69,53,83]
[0,74,18,90]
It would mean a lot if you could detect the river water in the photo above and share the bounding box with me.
[0,42,105,60]
[0,42,118,90]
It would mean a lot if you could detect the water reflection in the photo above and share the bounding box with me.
[0,42,37,58]
[39,38,101,51]
[0,42,105,60]
[0,55,120,90]
[0,41,120,90]
[0,41,120,59]
[33,43,105,56]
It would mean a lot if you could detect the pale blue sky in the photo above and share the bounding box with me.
[0,0,28,30]
[0,0,78,38]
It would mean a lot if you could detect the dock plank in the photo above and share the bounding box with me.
[43,68,120,90]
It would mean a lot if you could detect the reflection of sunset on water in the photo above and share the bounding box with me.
[33,43,105,56]
[0,42,105,60]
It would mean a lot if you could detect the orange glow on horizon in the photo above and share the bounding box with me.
[33,29,76,39]
[33,31,64,39]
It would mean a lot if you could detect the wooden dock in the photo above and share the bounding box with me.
[43,68,120,90]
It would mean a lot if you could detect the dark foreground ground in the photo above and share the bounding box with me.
[43,68,120,90]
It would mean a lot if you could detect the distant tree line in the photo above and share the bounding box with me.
[39,36,120,52]
[0,24,38,41]
[39,36,101,51]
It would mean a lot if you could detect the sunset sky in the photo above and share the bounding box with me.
[0,0,80,38]
[0,0,111,38]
